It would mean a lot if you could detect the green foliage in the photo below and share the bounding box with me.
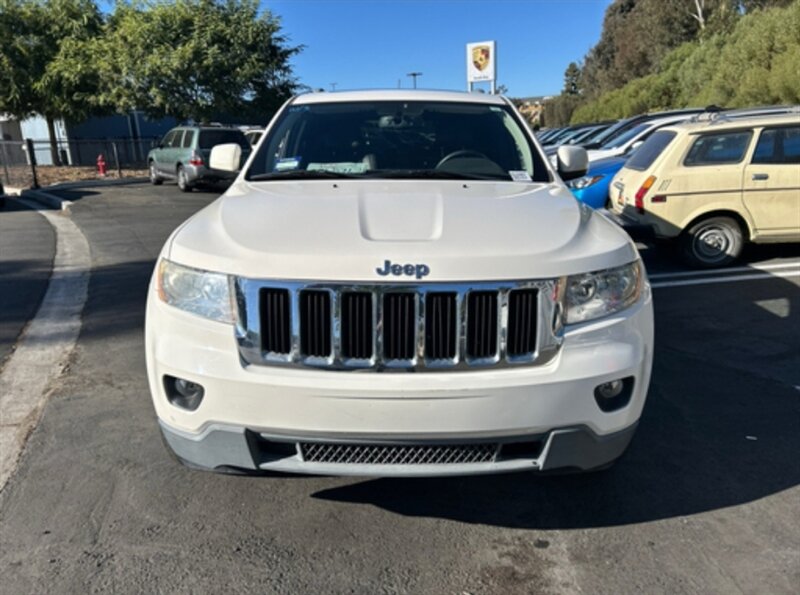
[563,62,582,96]
[571,0,800,122]
[87,0,302,122]
[0,0,102,120]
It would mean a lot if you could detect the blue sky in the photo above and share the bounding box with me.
[265,0,612,97]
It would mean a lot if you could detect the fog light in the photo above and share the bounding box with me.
[164,375,205,411]
[596,380,624,399]
[594,377,634,412]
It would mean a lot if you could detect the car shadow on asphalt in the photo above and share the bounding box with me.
[311,270,800,529]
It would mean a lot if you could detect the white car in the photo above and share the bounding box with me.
[587,114,693,162]
[146,90,653,477]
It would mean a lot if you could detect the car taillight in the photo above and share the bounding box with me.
[634,176,656,214]
[188,151,204,166]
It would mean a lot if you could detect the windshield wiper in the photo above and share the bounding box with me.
[247,170,360,181]
[364,169,510,181]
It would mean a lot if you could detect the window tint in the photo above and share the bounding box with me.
[246,100,548,182]
[626,130,677,171]
[785,128,800,163]
[181,129,195,148]
[752,126,800,164]
[199,129,248,150]
[161,130,177,148]
[684,131,752,166]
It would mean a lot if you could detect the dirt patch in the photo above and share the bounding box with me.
[3,166,147,189]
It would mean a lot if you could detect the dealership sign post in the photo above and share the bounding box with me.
[466,41,497,94]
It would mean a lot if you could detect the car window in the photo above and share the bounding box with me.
[198,129,249,150]
[245,100,549,182]
[625,130,677,171]
[161,130,177,148]
[784,128,800,163]
[752,126,800,164]
[181,130,195,148]
[599,122,652,150]
[684,131,752,166]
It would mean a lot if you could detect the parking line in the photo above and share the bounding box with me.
[649,261,800,280]
[652,270,800,289]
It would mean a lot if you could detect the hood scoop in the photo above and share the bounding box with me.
[358,192,444,241]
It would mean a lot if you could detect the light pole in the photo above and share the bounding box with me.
[330,83,337,91]
[407,72,422,89]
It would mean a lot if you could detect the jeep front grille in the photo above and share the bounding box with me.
[299,442,499,465]
[234,279,563,371]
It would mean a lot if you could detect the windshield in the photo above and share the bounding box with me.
[246,100,548,182]
[599,121,653,150]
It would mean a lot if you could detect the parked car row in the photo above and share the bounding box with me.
[609,111,800,267]
[538,106,800,267]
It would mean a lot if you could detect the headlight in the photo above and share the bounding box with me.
[567,175,604,190]
[157,259,234,323]
[565,261,643,324]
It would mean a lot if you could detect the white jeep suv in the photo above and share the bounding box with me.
[145,90,653,477]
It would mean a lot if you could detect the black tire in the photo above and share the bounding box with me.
[148,161,163,185]
[680,216,743,268]
[176,165,193,192]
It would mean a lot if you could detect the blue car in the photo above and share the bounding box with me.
[566,154,628,209]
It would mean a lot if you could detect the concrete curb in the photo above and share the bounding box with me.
[18,189,72,212]
[0,199,91,492]
[4,176,148,200]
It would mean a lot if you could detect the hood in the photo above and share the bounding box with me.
[168,179,637,282]
[588,155,628,176]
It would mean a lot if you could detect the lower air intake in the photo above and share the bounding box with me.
[299,442,499,465]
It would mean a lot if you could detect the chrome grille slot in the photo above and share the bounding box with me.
[425,292,457,361]
[507,289,538,357]
[259,288,291,354]
[235,278,563,371]
[341,292,373,360]
[299,290,331,357]
[299,442,499,465]
[382,292,416,361]
[466,291,499,360]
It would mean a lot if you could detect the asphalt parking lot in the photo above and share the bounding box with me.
[1,183,798,594]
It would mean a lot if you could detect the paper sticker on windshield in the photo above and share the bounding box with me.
[509,170,532,182]
[307,162,368,174]
[275,157,301,171]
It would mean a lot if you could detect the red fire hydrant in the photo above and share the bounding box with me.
[97,153,107,176]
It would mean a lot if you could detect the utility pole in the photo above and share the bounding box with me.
[330,82,337,91]
[407,72,422,89]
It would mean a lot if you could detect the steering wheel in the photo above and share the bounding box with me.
[436,150,489,168]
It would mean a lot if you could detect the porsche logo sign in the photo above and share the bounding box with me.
[467,41,496,84]
[472,45,491,72]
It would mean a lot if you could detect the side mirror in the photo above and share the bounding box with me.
[556,145,588,181]
[209,143,242,172]
[157,143,164,149]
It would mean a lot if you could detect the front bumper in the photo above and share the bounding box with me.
[146,284,653,476]
[160,419,639,476]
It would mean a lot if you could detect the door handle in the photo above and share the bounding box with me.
[751,173,769,181]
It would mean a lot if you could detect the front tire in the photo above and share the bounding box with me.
[177,165,193,192]
[149,161,163,185]
[680,216,743,268]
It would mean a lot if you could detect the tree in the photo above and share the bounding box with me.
[87,0,302,123]
[0,0,104,165]
[563,62,582,96]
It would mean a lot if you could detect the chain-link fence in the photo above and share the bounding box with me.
[0,137,159,189]
[0,140,35,189]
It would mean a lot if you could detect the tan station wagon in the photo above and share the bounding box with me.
[610,112,800,267]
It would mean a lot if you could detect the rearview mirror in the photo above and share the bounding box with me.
[556,146,588,182]
[210,143,242,173]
